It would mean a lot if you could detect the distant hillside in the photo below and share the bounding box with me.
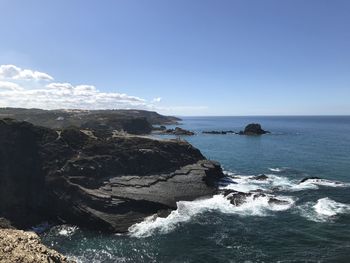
[0,108,180,134]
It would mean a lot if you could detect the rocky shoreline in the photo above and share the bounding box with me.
[0,118,224,232]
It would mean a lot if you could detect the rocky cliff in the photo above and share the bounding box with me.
[0,118,223,232]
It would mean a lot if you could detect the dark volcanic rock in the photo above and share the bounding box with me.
[239,123,270,135]
[0,119,223,232]
[0,119,57,228]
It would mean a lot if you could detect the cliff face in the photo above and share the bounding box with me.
[0,120,57,227]
[0,119,223,232]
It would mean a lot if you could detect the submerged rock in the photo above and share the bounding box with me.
[250,174,269,181]
[0,119,223,232]
[223,190,254,206]
[0,229,74,263]
[222,189,288,207]
[239,123,270,135]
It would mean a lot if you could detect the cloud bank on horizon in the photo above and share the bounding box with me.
[0,64,187,113]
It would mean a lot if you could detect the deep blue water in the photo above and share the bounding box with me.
[42,116,350,262]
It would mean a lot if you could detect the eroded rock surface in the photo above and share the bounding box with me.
[0,119,223,232]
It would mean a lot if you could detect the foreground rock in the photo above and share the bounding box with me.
[239,123,270,135]
[0,119,223,232]
[0,229,74,263]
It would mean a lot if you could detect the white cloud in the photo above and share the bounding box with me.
[0,64,53,81]
[152,97,162,103]
[0,64,149,110]
[0,64,208,115]
[0,81,147,110]
[0,81,24,91]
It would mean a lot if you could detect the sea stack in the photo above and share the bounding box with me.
[239,123,270,135]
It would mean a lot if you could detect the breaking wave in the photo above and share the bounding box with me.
[298,198,350,222]
[129,194,295,238]
[129,170,350,238]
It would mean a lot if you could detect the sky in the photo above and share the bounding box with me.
[0,0,349,116]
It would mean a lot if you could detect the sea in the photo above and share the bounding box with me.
[41,116,350,262]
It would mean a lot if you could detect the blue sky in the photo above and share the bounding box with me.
[0,0,349,115]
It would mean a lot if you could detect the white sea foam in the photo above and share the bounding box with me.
[129,193,295,238]
[57,225,79,237]
[222,172,350,193]
[221,174,305,192]
[268,167,284,172]
[130,169,349,237]
[298,198,350,222]
[314,198,350,217]
[299,179,349,188]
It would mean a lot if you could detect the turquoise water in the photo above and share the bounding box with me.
[42,116,350,262]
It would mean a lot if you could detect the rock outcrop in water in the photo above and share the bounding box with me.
[202,130,236,135]
[239,123,270,135]
[154,126,195,136]
[0,118,223,232]
[222,190,289,207]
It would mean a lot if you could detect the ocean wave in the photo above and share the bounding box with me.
[268,167,284,172]
[129,193,295,238]
[298,178,349,188]
[129,169,349,237]
[221,172,349,193]
[298,198,350,222]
